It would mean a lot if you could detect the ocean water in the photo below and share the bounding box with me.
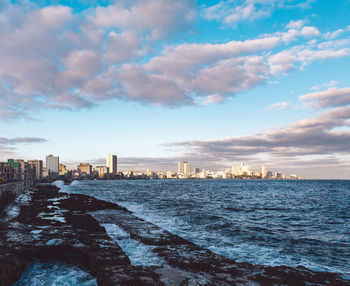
[63,179,350,275]
[13,261,97,286]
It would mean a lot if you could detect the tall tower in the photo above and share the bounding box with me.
[106,154,117,174]
[178,161,191,176]
[262,166,268,179]
[46,155,59,174]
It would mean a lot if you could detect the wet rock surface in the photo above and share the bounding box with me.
[0,184,348,285]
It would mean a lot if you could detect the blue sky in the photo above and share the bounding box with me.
[1,0,350,178]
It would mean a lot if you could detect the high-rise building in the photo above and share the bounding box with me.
[46,155,59,174]
[178,161,191,176]
[28,160,43,179]
[262,166,268,179]
[106,154,117,174]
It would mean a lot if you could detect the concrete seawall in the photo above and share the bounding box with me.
[0,182,26,212]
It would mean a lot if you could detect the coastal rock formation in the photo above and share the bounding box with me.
[0,184,348,285]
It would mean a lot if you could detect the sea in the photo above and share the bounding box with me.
[14,179,350,285]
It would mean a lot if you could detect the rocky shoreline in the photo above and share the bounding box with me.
[0,184,348,285]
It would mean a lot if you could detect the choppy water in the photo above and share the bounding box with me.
[13,261,96,286]
[17,179,350,285]
[65,179,350,275]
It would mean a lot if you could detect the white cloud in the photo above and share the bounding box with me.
[265,102,290,111]
[90,0,195,39]
[1,1,350,117]
[104,31,142,63]
[201,94,226,106]
[300,26,320,37]
[299,87,350,109]
[324,25,350,39]
[202,0,314,26]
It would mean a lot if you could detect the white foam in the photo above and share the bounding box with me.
[102,223,166,266]
[13,261,97,286]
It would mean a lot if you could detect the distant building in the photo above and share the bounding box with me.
[232,163,251,177]
[59,164,68,176]
[28,160,43,179]
[7,159,21,181]
[262,166,268,179]
[178,161,191,177]
[0,162,15,183]
[194,168,200,174]
[46,155,59,174]
[106,154,117,174]
[42,168,50,178]
[166,171,174,179]
[95,166,109,178]
[77,163,92,175]
[254,171,261,178]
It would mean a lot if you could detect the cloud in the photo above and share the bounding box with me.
[0,137,47,145]
[104,31,142,63]
[310,80,338,91]
[268,40,350,75]
[117,65,190,105]
[324,25,350,39]
[90,0,195,39]
[200,94,226,106]
[165,101,350,177]
[202,0,314,26]
[265,102,290,111]
[1,1,350,118]
[299,87,350,109]
[300,26,320,37]
[0,137,47,158]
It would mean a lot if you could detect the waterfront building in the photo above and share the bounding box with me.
[59,164,68,176]
[200,172,207,179]
[232,163,252,177]
[7,159,22,181]
[232,165,241,176]
[166,171,174,179]
[46,155,59,174]
[178,161,191,176]
[95,166,109,178]
[267,171,273,179]
[77,163,92,175]
[254,171,262,178]
[28,160,43,179]
[106,154,117,174]
[14,160,27,180]
[0,162,15,183]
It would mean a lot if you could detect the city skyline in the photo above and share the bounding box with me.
[0,154,301,181]
[1,1,350,179]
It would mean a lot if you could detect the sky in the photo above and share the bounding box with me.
[0,0,350,178]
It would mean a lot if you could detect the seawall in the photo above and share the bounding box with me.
[0,182,26,212]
